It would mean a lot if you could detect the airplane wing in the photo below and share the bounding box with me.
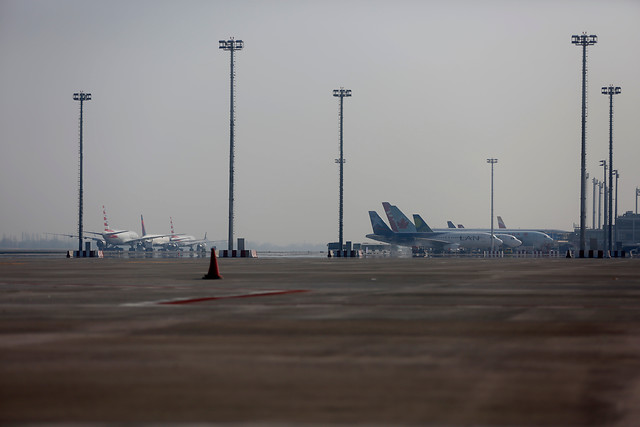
[85,230,128,236]
[412,237,459,251]
[126,234,174,244]
[47,232,104,243]
[170,233,208,247]
[171,237,208,246]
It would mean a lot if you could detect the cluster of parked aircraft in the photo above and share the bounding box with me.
[74,206,207,251]
[367,202,555,252]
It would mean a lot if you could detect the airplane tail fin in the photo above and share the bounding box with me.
[383,202,416,233]
[413,214,433,233]
[369,211,393,236]
[170,217,178,238]
[447,221,456,229]
[382,202,399,231]
[390,205,417,233]
[457,224,465,229]
[141,215,147,236]
[497,216,506,229]
[103,205,113,232]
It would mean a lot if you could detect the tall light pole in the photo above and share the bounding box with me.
[592,177,598,229]
[600,160,607,247]
[636,187,639,215]
[219,37,244,252]
[572,33,597,256]
[585,171,589,227]
[614,170,619,245]
[333,87,351,252]
[598,181,603,229]
[602,85,621,254]
[487,158,498,251]
[73,91,91,254]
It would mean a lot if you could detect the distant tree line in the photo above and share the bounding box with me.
[0,233,75,249]
[0,233,330,251]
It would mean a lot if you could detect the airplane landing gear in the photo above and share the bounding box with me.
[412,246,428,257]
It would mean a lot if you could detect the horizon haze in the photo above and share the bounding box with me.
[1,0,639,247]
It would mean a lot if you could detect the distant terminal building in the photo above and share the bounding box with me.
[327,241,363,258]
[577,211,640,253]
[327,241,396,257]
[615,211,640,251]
[360,242,393,254]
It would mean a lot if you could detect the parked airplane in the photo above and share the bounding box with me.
[138,215,174,250]
[411,210,520,249]
[497,216,572,242]
[438,217,553,250]
[57,208,201,251]
[84,206,142,250]
[368,204,502,251]
[447,221,465,229]
[446,218,522,248]
[385,203,513,248]
[161,217,207,251]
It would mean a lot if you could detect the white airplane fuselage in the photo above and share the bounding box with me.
[148,235,171,246]
[103,230,139,246]
[435,228,553,250]
[495,233,522,248]
[369,208,502,251]
[171,234,196,244]
[424,231,501,250]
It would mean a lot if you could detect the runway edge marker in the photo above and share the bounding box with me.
[203,248,223,280]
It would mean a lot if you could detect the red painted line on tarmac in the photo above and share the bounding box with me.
[158,289,309,305]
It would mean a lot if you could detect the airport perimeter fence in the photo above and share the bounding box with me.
[484,250,566,258]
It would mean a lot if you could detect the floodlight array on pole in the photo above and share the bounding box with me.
[571,33,597,256]
[73,91,91,254]
[602,84,621,254]
[219,37,244,252]
[333,87,351,251]
[636,188,640,215]
[487,158,498,251]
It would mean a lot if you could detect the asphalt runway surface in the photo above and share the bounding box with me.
[1,256,640,425]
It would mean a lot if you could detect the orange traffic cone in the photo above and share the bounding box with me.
[203,248,223,280]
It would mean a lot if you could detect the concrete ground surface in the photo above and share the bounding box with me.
[1,256,640,426]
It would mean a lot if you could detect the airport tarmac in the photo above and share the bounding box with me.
[1,256,640,425]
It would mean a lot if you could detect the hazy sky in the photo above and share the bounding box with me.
[1,0,639,247]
